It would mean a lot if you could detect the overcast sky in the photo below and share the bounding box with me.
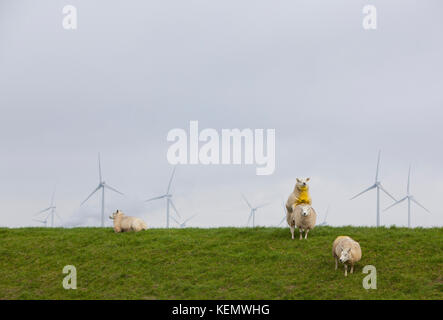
[1,0,442,228]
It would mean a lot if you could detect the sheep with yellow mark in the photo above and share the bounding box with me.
[286,178,312,214]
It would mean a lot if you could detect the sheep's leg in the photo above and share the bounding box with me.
[335,258,338,270]
[290,226,295,240]
[304,229,309,239]
[344,264,348,277]
[350,264,354,274]
[299,228,303,240]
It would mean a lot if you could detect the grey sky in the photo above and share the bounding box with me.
[1,0,442,228]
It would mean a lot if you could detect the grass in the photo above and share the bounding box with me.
[0,226,441,300]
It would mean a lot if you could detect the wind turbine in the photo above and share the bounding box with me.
[319,205,330,226]
[34,186,62,227]
[80,153,124,227]
[170,214,198,228]
[145,166,181,228]
[350,150,397,227]
[384,166,430,228]
[278,202,287,227]
[242,194,269,227]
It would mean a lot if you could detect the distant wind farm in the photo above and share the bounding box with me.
[31,150,434,229]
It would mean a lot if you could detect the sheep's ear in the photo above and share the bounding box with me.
[306,177,310,181]
[296,178,301,183]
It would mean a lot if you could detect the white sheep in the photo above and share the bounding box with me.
[109,210,148,233]
[286,204,317,240]
[332,236,362,276]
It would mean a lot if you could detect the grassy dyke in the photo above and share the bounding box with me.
[0,226,441,299]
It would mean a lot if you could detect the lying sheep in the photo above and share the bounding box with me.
[109,210,148,233]
[286,204,317,240]
[332,236,362,276]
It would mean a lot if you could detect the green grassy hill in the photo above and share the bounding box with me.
[0,226,441,300]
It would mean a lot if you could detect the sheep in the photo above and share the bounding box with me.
[286,204,317,240]
[332,236,362,276]
[286,178,312,214]
[109,210,148,233]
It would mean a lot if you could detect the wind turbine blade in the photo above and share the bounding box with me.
[324,206,330,222]
[183,214,197,224]
[169,200,181,219]
[145,194,166,202]
[98,153,102,182]
[384,197,407,212]
[247,211,253,226]
[35,207,52,215]
[33,218,46,223]
[170,215,181,225]
[166,166,176,194]
[241,194,253,209]
[350,184,376,200]
[256,202,270,209]
[407,165,411,195]
[375,150,381,182]
[105,184,124,195]
[80,185,101,206]
[411,198,431,213]
[54,210,63,224]
[379,184,397,201]
[43,210,52,221]
[278,202,287,226]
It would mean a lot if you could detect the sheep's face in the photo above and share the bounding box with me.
[339,248,352,263]
[301,205,311,217]
[295,178,310,191]
[109,210,124,220]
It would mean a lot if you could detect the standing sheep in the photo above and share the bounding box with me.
[332,236,362,276]
[286,178,312,214]
[109,210,148,233]
[286,204,317,240]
